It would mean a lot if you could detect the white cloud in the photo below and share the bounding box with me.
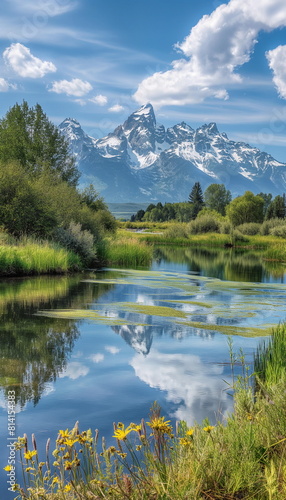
[134,0,286,107]
[266,45,286,99]
[49,78,92,96]
[130,350,232,425]
[89,353,105,363]
[108,104,124,113]
[90,94,108,106]
[105,345,120,354]
[0,78,14,91]
[3,43,56,78]
[59,362,89,380]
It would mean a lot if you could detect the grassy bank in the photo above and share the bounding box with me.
[0,241,82,276]
[10,324,286,500]
[102,236,153,267]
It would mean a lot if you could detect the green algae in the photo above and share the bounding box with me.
[36,309,148,326]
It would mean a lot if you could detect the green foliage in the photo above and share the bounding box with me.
[265,194,286,219]
[0,101,79,186]
[79,184,107,211]
[226,191,264,226]
[187,214,220,234]
[269,225,286,238]
[236,222,261,235]
[53,221,95,264]
[204,183,232,215]
[260,218,286,235]
[0,162,57,237]
[188,181,204,218]
[258,192,272,216]
[164,223,188,239]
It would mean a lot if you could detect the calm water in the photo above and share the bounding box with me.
[1,246,286,498]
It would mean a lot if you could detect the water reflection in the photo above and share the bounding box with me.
[154,246,286,282]
[130,349,232,425]
[0,275,115,406]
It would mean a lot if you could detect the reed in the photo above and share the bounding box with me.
[254,323,286,388]
[104,237,153,267]
[0,241,82,276]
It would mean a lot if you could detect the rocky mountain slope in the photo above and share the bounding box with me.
[59,104,286,202]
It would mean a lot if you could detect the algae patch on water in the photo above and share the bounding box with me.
[36,309,148,327]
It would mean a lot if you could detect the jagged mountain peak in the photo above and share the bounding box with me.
[59,103,286,202]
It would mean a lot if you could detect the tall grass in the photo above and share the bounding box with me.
[254,323,286,388]
[0,241,82,276]
[104,237,153,267]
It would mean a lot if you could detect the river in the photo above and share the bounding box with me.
[0,246,286,498]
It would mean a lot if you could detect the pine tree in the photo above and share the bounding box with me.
[188,182,204,218]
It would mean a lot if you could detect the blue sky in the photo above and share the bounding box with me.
[1,0,286,160]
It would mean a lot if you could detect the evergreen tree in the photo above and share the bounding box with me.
[188,182,204,218]
[0,101,79,186]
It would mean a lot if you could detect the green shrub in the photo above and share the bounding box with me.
[53,221,95,264]
[269,225,286,238]
[260,218,286,235]
[187,215,220,235]
[236,223,261,235]
[165,223,188,239]
[219,220,232,234]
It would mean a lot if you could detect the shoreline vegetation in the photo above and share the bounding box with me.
[9,323,286,500]
[1,220,286,276]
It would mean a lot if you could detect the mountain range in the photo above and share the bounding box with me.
[59,103,286,202]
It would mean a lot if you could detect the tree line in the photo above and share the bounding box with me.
[131,182,286,225]
[0,101,116,262]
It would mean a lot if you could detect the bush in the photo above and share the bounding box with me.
[165,223,188,239]
[231,229,248,244]
[269,225,286,238]
[260,218,286,235]
[53,221,95,264]
[236,223,261,235]
[219,220,232,234]
[187,215,220,235]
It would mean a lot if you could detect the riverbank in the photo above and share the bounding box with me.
[10,323,286,499]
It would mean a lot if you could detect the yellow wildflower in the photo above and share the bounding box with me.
[52,477,59,485]
[147,416,173,435]
[130,423,141,432]
[63,438,78,447]
[25,467,33,472]
[113,424,133,441]
[64,484,72,492]
[53,461,60,467]
[186,428,194,437]
[3,465,13,471]
[58,429,71,439]
[64,461,73,470]
[180,438,192,447]
[203,425,215,433]
[24,450,37,460]
[136,445,142,451]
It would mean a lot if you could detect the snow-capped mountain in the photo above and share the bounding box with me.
[59,104,286,202]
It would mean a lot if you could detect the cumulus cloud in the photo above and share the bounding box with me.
[266,45,286,99]
[59,362,89,380]
[130,350,232,425]
[134,0,286,106]
[89,353,105,363]
[3,43,56,78]
[49,78,92,96]
[105,345,120,354]
[90,94,108,106]
[108,104,124,112]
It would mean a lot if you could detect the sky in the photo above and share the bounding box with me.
[0,0,286,161]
